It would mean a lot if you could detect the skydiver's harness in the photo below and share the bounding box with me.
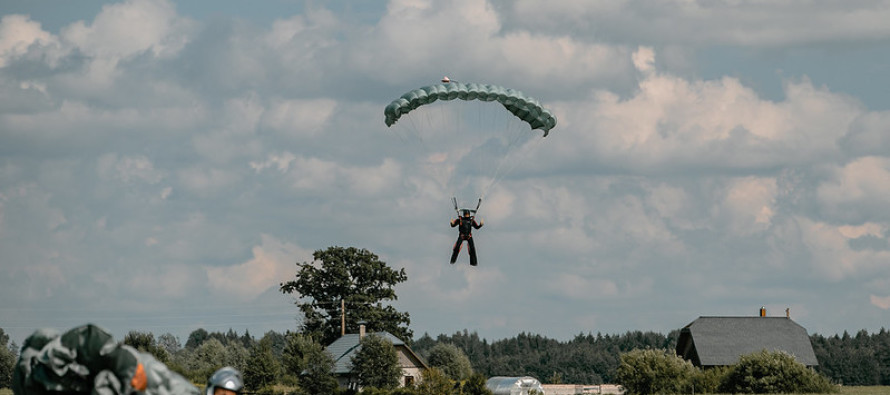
[452,197,482,238]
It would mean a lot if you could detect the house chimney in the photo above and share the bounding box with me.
[786,308,790,318]
[759,307,766,317]
[359,321,366,339]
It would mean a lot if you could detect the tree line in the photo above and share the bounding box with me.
[5,325,890,391]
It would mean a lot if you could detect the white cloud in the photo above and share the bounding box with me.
[871,295,890,310]
[273,154,402,197]
[262,99,337,137]
[632,46,655,74]
[60,0,192,60]
[205,235,311,300]
[548,52,862,173]
[511,1,890,46]
[817,157,890,221]
[0,14,60,67]
[794,216,890,282]
[177,166,241,194]
[250,152,297,173]
[718,177,777,235]
[96,153,164,184]
[362,0,631,91]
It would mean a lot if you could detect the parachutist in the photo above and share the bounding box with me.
[450,208,483,266]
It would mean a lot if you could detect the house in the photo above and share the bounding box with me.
[676,310,818,368]
[325,324,428,390]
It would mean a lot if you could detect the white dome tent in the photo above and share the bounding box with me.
[485,376,545,395]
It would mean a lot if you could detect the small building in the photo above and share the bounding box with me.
[676,312,818,368]
[486,376,545,395]
[325,325,428,390]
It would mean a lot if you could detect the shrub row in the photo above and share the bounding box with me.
[616,349,838,394]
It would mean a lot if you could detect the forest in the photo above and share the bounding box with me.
[4,325,890,389]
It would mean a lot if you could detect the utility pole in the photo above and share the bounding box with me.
[341,299,346,336]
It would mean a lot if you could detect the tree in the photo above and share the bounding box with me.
[123,331,170,364]
[185,328,210,349]
[185,338,227,382]
[282,334,339,395]
[415,367,453,395]
[427,343,473,381]
[280,246,412,345]
[243,336,281,391]
[463,373,494,395]
[350,334,402,390]
[157,333,181,355]
[0,328,16,389]
[616,348,696,394]
[719,350,837,394]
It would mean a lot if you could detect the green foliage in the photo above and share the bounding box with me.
[616,348,696,394]
[0,328,16,389]
[414,367,453,395]
[183,337,228,382]
[812,329,890,385]
[283,333,339,395]
[719,349,838,394]
[350,334,402,390]
[279,246,412,345]
[427,343,473,381]
[243,335,282,390]
[156,333,181,355]
[412,329,678,384]
[185,328,210,349]
[462,373,494,395]
[691,365,729,394]
[123,331,171,364]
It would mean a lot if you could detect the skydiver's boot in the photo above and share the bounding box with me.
[468,238,477,266]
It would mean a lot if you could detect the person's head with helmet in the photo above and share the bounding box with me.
[205,367,243,395]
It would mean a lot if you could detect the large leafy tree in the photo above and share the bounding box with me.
[280,246,411,345]
[350,334,402,390]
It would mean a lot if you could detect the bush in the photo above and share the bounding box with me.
[462,373,494,395]
[690,365,729,394]
[616,348,697,394]
[719,350,838,394]
[427,343,473,381]
[414,368,453,395]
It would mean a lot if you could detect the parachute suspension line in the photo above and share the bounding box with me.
[479,131,545,206]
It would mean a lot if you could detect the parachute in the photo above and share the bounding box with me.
[384,81,557,136]
[13,324,200,395]
[383,79,557,210]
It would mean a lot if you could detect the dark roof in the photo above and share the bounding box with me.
[326,332,425,374]
[676,316,818,367]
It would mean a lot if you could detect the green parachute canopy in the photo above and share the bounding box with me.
[384,81,557,136]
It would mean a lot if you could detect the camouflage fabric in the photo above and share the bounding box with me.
[13,324,199,395]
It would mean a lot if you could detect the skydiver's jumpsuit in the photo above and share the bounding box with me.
[450,214,483,266]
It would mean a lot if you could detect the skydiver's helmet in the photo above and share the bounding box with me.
[205,366,243,395]
[461,209,472,217]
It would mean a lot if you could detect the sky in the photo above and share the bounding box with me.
[2,0,890,348]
